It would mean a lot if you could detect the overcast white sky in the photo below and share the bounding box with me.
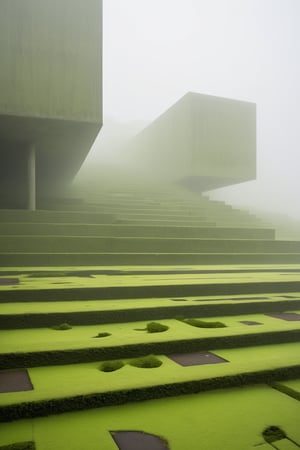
[84,0,300,220]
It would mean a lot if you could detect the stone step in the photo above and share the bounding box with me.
[0,236,299,253]
[0,223,275,239]
[115,218,216,226]
[0,210,115,224]
[1,252,300,266]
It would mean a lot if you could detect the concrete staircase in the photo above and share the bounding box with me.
[0,186,300,266]
[0,182,299,449]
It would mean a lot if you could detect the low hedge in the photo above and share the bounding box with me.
[181,318,226,328]
[0,281,300,303]
[1,329,300,370]
[51,323,72,330]
[269,381,300,401]
[0,365,299,422]
[0,442,35,450]
[1,300,300,329]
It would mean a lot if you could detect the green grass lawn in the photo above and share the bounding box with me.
[0,384,299,450]
[0,342,299,407]
[0,313,299,354]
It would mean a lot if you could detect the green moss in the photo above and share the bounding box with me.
[146,322,169,333]
[2,329,300,370]
[93,332,111,338]
[183,318,226,328]
[269,381,300,401]
[51,323,72,331]
[0,442,35,450]
[27,272,68,278]
[262,425,286,443]
[1,365,300,422]
[99,360,124,372]
[129,355,162,368]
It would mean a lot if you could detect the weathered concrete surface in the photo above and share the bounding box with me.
[0,0,102,208]
[125,92,256,192]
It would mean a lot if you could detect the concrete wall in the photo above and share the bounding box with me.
[0,0,102,122]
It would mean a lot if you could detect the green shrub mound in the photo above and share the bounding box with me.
[0,442,35,450]
[99,360,124,372]
[262,425,286,443]
[94,332,111,338]
[51,322,72,330]
[129,355,162,368]
[146,322,169,333]
[182,318,226,328]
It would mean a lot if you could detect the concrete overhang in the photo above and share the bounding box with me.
[125,92,256,192]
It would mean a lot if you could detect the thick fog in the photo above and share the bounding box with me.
[80,0,300,220]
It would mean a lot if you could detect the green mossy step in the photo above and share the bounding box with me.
[0,344,299,421]
[1,277,300,302]
[1,328,300,370]
[1,298,299,329]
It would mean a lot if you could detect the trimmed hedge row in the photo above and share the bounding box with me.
[1,365,300,422]
[1,281,300,302]
[1,267,299,277]
[0,442,35,450]
[270,381,300,401]
[1,300,300,329]
[1,329,300,370]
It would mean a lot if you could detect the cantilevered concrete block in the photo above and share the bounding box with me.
[0,0,102,208]
[126,92,256,192]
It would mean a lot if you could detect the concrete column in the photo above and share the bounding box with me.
[28,143,36,210]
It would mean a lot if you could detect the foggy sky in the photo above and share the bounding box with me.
[83,0,300,220]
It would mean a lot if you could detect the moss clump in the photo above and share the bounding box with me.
[129,355,162,368]
[262,425,286,443]
[51,323,72,331]
[27,272,68,278]
[183,318,226,328]
[94,332,111,338]
[174,315,185,322]
[146,322,169,333]
[0,442,36,450]
[99,360,124,372]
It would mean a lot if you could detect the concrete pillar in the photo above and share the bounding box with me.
[28,143,36,210]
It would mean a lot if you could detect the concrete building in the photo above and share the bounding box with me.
[0,0,102,209]
[125,92,256,192]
